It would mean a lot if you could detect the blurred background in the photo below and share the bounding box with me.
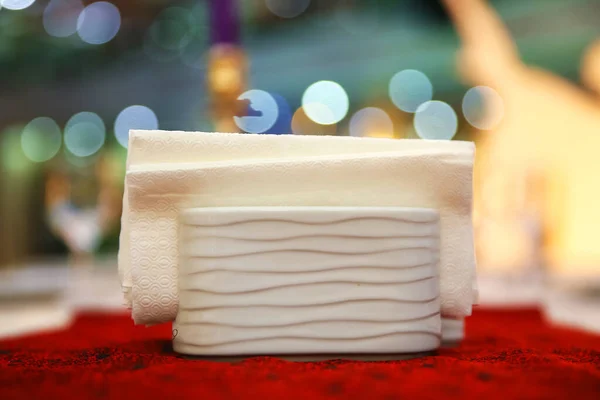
[1,0,600,337]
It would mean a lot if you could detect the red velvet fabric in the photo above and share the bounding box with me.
[1,308,599,399]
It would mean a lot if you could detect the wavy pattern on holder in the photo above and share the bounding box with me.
[180,215,439,228]
[178,298,440,312]
[174,331,442,348]
[182,235,438,257]
[174,207,442,354]
[184,246,437,259]
[184,263,436,276]
[177,300,441,328]
[180,266,437,296]
[183,248,438,273]
[181,233,438,242]
[179,293,438,309]
[176,312,441,328]
[180,277,435,295]
[180,218,439,241]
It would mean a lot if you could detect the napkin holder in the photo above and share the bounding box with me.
[173,206,443,358]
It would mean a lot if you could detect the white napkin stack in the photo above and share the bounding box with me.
[119,131,476,325]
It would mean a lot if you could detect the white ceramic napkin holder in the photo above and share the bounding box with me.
[173,206,443,357]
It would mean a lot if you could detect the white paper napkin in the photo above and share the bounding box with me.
[119,131,476,325]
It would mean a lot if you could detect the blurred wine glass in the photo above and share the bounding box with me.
[45,152,122,269]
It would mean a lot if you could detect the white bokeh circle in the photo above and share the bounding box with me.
[302,80,349,125]
[233,89,279,134]
[414,101,458,140]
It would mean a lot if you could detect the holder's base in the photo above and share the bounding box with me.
[178,351,437,362]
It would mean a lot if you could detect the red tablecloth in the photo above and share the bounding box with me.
[1,308,599,399]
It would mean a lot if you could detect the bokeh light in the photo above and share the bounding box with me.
[1,0,36,11]
[413,101,458,140]
[77,2,121,45]
[462,86,505,130]
[389,69,433,113]
[265,0,310,19]
[349,107,394,138]
[302,80,349,125]
[114,105,159,148]
[291,107,337,135]
[300,102,335,126]
[64,112,106,157]
[20,117,62,163]
[233,90,279,134]
[65,111,105,133]
[43,0,84,38]
[149,7,194,51]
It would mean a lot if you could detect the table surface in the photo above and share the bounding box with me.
[1,308,599,400]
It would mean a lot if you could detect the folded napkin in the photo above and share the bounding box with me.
[119,131,476,325]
